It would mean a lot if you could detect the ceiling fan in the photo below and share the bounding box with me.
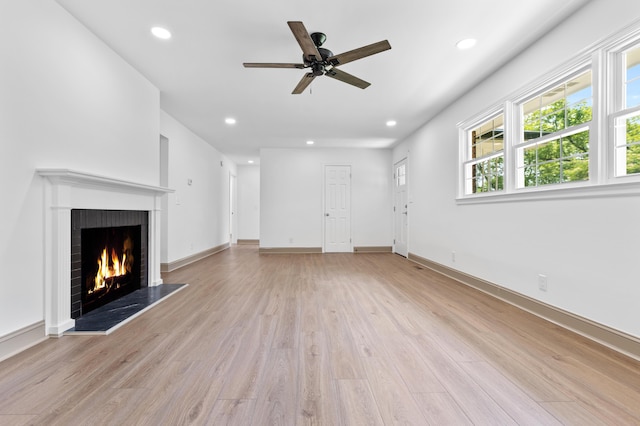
[243,21,391,94]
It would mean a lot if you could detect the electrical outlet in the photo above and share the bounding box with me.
[452,251,456,262]
[538,274,548,292]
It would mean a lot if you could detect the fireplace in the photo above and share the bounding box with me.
[38,169,171,336]
[71,209,148,319]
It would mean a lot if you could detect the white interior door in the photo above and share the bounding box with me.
[229,173,237,244]
[324,165,351,253]
[394,159,408,257]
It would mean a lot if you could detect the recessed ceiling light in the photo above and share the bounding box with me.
[306,140,314,145]
[456,38,477,50]
[386,120,397,127]
[248,160,254,164]
[225,117,236,125]
[151,27,172,40]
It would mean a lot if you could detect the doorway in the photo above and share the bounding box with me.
[229,173,237,245]
[393,158,408,257]
[324,165,352,252]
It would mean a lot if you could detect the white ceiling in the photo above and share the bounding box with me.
[56,0,589,165]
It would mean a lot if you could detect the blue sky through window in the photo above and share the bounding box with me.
[627,63,640,108]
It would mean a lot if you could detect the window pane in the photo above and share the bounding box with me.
[523,145,537,165]
[626,145,640,175]
[541,109,565,132]
[538,162,561,185]
[628,115,640,144]
[523,164,537,187]
[562,130,589,156]
[522,70,592,142]
[518,130,589,187]
[563,154,589,182]
[466,155,504,194]
[537,139,561,162]
[567,98,592,125]
[469,115,504,159]
[396,164,406,186]
[625,45,640,108]
[567,86,592,105]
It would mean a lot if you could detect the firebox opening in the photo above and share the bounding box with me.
[81,225,142,316]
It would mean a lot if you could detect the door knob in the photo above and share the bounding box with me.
[325,213,329,216]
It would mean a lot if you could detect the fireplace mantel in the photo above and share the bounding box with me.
[38,168,173,336]
[37,168,172,197]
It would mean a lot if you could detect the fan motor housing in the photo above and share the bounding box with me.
[303,47,334,66]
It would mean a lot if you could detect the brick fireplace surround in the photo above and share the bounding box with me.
[38,169,172,336]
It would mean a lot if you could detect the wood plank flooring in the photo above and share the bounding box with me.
[1,244,639,425]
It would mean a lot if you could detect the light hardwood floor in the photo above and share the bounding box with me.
[1,245,639,425]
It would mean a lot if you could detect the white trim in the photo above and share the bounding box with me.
[0,321,48,363]
[457,179,640,204]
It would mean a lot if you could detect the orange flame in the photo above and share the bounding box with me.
[89,243,131,294]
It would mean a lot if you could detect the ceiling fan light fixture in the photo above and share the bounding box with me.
[151,26,172,40]
[456,38,477,50]
[242,21,391,94]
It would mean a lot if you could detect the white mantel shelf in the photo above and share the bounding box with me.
[37,168,174,195]
[37,168,172,337]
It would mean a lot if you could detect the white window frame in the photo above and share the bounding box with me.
[512,64,594,190]
[457,19,640,204]
[607,33,640,183]
[458,108,505,198]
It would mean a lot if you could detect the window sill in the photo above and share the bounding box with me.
[456,179,640,204]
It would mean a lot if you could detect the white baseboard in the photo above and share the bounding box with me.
[161,243,230,273]
[0,321,48,363]
[354,246,392,253]
[259,247,322,254]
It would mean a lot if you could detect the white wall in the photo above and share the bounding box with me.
[393,1,640,338]
[237,165,260,240]
[160,111,236,263]
[260,148,392,249]
[0,1,160,337]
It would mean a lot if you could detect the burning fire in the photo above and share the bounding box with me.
[89,237,133,294]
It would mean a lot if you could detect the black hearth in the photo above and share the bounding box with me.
[71,210,148,319]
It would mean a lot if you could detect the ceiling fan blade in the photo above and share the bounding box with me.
[327,40,391,67]
[292,72,316,94]
[325,68,370,89]
[243,62,305,69]
[287,21,323,62]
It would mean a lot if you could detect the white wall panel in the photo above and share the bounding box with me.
[260,148,392,249]
[237,165,260,240]
[160,111,236,263]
